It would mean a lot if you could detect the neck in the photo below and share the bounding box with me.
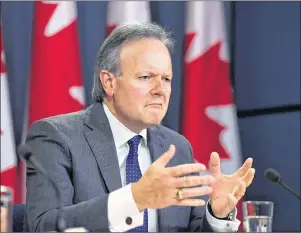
[103,100,147,134]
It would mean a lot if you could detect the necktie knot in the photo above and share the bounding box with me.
[128,135,142,156]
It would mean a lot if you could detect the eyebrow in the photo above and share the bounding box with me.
[135,70,173,77]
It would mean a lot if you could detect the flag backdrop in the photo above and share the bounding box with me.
[1,23,21,203]
[1,2,300,231]
[28,1,85,126]
[19,1,85,202]
[106,1,150,35]
[181,1,243,225]
[3,0,244,219]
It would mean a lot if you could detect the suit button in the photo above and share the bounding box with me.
[126,217,132,225]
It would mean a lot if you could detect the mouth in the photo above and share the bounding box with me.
[146,103,163,108]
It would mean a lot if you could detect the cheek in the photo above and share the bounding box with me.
[130,84,149,99]
[166,87,171,98]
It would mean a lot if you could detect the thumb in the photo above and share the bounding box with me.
[226,194,238,212]
[155,144,176,167]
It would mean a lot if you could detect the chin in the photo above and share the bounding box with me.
[144,116,164,126]
[140,110,166,126]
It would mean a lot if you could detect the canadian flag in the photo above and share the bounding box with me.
[1,24,20,203]
[106,1,150,36]
[28,1,85,126]
[181,1,243,225]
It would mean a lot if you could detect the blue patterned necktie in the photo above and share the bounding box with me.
[126,135,148,232]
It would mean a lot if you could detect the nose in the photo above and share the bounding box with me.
[151,77,168,96]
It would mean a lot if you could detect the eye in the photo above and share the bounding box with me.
[163,77,171,82]
[139,76,151,80]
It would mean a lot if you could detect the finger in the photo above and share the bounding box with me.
[168,163,207,177]
[173,175,215,188]
[173,198,206,207]
[243,168,255,187]
[154,144,176,167]
[178,186,213,199]
[234,181,246,200]
[209,152,220,176]
[234,158,253,177]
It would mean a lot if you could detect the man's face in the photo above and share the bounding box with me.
[106,38,172,132]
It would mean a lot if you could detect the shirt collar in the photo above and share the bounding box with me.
[102,102,147,149]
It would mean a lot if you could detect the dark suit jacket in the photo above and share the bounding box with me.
[24,102,214,232]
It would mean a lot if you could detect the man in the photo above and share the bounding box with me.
[24,22,255,232]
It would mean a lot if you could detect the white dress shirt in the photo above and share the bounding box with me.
[103,102,240,232]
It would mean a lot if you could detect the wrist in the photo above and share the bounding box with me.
[131,182,147,212]
[208,200,234,220]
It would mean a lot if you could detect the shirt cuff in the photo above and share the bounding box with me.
[206,201,241,232]
[108,184,143,232]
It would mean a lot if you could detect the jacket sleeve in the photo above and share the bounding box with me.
[24,119,110,232]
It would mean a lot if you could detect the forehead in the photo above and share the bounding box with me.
[119,38,172,74]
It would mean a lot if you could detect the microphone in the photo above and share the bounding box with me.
[264,168,300,200]
[18,144,67,232]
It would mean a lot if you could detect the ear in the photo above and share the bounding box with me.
[99,70,117,97]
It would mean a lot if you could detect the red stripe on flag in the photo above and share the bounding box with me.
[29,1,85,126]
[1,167,20,203]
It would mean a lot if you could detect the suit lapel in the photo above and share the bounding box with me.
[83,103,122,192]
[83,104,185,230]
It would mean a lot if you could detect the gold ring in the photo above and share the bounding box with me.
[176,188,184,200]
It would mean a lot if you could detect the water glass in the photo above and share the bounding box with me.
[242,200,274,232]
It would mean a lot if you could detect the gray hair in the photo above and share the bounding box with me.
[92,22,175,102]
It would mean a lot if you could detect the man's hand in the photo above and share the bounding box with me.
[209,152,255,218]
[132,145,215,211]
